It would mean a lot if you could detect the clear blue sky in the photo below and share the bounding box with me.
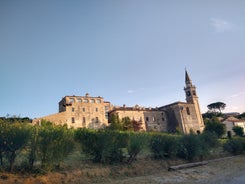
[1,0,245,118]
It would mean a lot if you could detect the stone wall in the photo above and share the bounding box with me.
[33,94,112,129]
[109,107,167,131]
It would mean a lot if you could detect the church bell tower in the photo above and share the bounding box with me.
[184,70,204,132]
[184,70,197,103]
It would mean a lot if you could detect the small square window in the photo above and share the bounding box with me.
[69,98,75,103]
[186,107,190,115]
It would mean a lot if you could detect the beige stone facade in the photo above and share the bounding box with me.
[109,106,167,131]
[33,93,112,129]
[33,70,204,134]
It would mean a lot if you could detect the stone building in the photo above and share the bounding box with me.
[222,116,245,136]
[33,93,113,129]
[33,70,204,134]
[110,70,204,134]
[109,105,167,131]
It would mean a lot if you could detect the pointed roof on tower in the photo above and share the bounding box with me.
[185,69,192,85]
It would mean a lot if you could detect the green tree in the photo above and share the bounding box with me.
[0,122,31,172]
[28,125,39,171]
[204,117,226,138]
[232,126,244,137]
[108,114,123,130]
[38,120,75,171]
[127,133,148,163]
[207,102,226,113]
[122,117,133,131]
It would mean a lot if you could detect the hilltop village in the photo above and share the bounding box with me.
[33,70,204,134]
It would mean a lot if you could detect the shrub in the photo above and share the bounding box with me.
[232,126,244,137]
[177,134,202,161]
[204,117,226,138]
[127,133,148,163]
[150,134,179,159]
[75,129,129,163]
[200,131,219,147]
[0,121,31,172]
[38,121,75,171]
[223,138,245,155]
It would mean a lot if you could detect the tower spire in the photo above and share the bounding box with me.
[185,69,192,86]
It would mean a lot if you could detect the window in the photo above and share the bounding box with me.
[69,98,75,103]
[83,108,85,112]
[192,90,196,96]
[105,113,108,119]
[90,99,95,103]
[186,107,190,115]
[82,117,86,127]
[77,98,82,102]
[84,99,89,103]
[96,99,101,103]
[162,117,165,121]
[96,117,99,123]
[146,117,149,121]
[95,108,98,112]
[153,116,156,122]
[72,117,75,123]
[72,107,75,112]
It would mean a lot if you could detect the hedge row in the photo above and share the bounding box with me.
[1,120,244,173]
[0,120,75,172]
[75,129,220,163]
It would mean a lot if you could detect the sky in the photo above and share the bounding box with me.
[0,0,245,119]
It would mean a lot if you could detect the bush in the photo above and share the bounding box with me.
[127,133,148,163]
[150,134,179,159]
[38,121,75,171]
[75,129,129,163]
[200,132,218,148]
[177,134,203,161]
[223,138,245,155]
[0,121,31,172]
[232,126,244,137]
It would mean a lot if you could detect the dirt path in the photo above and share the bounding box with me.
[109,156,245,184]
[0,156,245,184]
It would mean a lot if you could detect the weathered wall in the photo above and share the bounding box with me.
[110,107,167,131]
[33,94,112,129]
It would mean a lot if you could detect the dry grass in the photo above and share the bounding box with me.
[1,148,245,184]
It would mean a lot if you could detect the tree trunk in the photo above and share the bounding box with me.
[168,161,208,171]
[9,151,16,172]
[0,151,3,166]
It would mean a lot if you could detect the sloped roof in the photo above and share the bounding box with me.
[223,116,242,122]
